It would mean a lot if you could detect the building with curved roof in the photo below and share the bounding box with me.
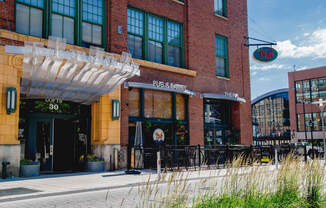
[252,88,291,145]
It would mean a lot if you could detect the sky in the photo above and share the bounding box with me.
[248,0,326,100]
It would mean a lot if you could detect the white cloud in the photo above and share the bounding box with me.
[276,28,326,59]
[250,64,290,71]
[296,66,308,71]
[258,77,271,81]
[251,71,258,76]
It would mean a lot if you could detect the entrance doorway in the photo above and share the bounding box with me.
[19,99,91,173]
[27,118,53,172]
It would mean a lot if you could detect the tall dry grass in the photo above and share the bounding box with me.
[113,155,325,208]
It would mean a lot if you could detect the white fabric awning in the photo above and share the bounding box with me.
[124,82,196,96]
[200,93,246,103]
[5,37,140,104]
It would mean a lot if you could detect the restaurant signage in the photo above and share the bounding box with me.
[225,92,239,99]
[153,128,165,145]
[224,92,246,103]
[253,47,278,63]
[153,80,187,91]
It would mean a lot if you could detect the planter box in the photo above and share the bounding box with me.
[21,164,40,177]
[87,161,104,172]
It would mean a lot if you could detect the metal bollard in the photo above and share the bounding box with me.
[275,149,278,169]
[157,151,161,178]
[2,161,10,179]
[114,149,118,170]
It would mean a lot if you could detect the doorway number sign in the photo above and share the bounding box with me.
[45,98,62,111]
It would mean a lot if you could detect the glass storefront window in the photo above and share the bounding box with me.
[204,99,232,146]
[204,100,230,124]
[144,90,172,119]
[128,88,188,147]
[176,94,186,120]
[128,88,140,117]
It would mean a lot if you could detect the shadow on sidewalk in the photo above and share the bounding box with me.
[0,170,128,183]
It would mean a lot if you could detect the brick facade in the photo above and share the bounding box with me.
[0,0,252,148]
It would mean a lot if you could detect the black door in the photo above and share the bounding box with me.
[54,119,74,172]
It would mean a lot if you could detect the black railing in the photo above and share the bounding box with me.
[127,143,316,171]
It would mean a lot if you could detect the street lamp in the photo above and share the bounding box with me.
[313,98,326,160]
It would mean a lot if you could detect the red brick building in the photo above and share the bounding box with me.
[289,66,326,145]
[0,0,251,174]
[120,0,252,147]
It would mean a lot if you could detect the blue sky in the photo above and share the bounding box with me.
[248,0,326,100]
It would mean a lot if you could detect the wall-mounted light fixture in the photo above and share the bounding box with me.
[6,87,17,114]
[112,99,120,120]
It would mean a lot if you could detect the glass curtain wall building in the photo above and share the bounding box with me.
[252,89,290,145]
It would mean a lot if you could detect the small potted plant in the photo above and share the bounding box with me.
[20,159,40,177]
[82,154,105,172]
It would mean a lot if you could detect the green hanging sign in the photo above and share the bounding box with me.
[253,47,278,63]
[6,87,17,114]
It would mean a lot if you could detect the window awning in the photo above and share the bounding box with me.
[5,37,140,104]
[124,82,196,96]
[200,93,246,103]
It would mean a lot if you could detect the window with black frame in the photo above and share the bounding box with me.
[127,7,184,68]
[81,0,104,47]
[51,0,75,44]
[204,99,232,146]
[16,0,44,37]
[214,0,227,17]
[15,0,105,48]
[128,88,189,147]
[215,34,229,77]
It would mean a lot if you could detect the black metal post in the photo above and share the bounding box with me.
[303,102,308,142]
[304,144,307,162]
[197,144,201,168]
[127,144,131,171]
[311,120,314,159]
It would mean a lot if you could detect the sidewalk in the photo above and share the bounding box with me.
[0,165,278,203]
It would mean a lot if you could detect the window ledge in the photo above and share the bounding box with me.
[133,58,197,77]
[170,0,185,5]
[214,13,228,21]
[216,76,230,81]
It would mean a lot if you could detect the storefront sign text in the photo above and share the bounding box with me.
[225,92,239,98]
[45,98,63,111]
[153,80,187,91]
[253,47,278,63]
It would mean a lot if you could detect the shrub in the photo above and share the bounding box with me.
[20,159,40,165]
